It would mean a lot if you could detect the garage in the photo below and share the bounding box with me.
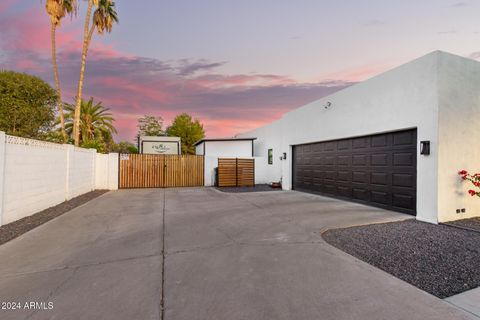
[293,129,417,215]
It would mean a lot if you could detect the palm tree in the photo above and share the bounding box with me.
[45,0,77,143]
[65,97,117,145]
[73,0,118,146]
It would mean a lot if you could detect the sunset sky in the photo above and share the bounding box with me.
[1,0,480,141]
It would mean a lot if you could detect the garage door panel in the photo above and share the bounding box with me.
[392,193,415,210]
[293,129,417,215]
[393,130,416,146]
[371,135,389,148]
[337,155,351,166]
[337,171,351,182]
[371,172,389,185]
[353,154,368,166]
[352,171,369,183]
[392,173,415,188]
[337,186,352,197]
[337,140,351,150]
[371,153,389,166]
[371,191,390,205]
[352,137,368,149]
[393,152,415,166]
[352,188,370,201]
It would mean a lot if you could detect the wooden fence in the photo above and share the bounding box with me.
[119,154,204,188]
[217,158,255,187]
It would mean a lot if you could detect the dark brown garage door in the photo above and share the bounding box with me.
[293,129,417,215]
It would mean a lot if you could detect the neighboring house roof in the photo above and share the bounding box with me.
[194,138,256,146]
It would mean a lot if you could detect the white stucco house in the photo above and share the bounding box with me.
[195,138,257,186]
[236,51,480,223]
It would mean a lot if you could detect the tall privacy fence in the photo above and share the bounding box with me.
[0,132,118,226]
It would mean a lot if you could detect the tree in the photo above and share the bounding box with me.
[0,71,57,138]
[64,97,117,149]
[45,0,77,142]
[73,0,118,146]
[136,115,164,137]
[166,113,205,155]
[112,141,138,154]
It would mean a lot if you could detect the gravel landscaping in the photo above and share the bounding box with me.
[322,220,480,298]
[0,190,108,246]
[445,217,480,233]
[216,184,282,193]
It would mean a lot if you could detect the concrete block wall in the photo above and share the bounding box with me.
[0,133,119,226]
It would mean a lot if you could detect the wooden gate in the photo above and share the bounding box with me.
[119,154,204,188]
[217,158,255,187]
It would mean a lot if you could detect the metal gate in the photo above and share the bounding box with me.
[119,154,204,188]
[217,158,255,187]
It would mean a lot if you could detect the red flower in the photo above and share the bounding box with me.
[468,190,477,196]
[459,170,468,175]
[462,175,468,180]
[474,182,480,187]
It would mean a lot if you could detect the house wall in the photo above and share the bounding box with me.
[437,53,480,222]
[0,133,119,226]
[195,142,204,155]
[199,140,255,186]
[239,52,445,223]
[202,140,253,158]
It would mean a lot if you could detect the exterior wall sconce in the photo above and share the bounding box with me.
[324,102,332,109]
[282,152,287,160]
[420,141,430,155]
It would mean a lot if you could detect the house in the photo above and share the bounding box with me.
[138,136,181,155]
[236,51,480,223]
[195,138,257,186]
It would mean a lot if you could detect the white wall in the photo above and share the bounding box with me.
[202,140,253,158]
[239,51,449,223]
[95,153,119,190]
[199,140,255,186]
[0,134,119,226]
[196,142,204,155]
[437,53,480,222]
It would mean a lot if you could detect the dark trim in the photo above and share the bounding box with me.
[194,138,256,146]
[251,140,254,157]
[141,140,181,155]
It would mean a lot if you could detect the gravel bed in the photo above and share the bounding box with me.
[216,184,282,193]
[322,220,480,298]
[445,217,480,232]
[0,190,108,246]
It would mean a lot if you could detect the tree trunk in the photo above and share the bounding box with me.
[51,22,68,143]
[73,0,94,146]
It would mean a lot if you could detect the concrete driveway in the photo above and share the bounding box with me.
[0,188,475,320]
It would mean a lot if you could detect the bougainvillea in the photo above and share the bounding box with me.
[458,170,480,197]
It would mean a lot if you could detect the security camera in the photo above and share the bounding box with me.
[324,102,332,109]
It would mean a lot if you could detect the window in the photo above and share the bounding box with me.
[268,149,273,165]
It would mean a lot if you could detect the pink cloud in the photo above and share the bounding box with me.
[0,2,354,141]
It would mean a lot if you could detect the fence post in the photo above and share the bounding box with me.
[0,132,6,226]
[65,144,74,200]
[90,148,97,191]
[108,153,119,190]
